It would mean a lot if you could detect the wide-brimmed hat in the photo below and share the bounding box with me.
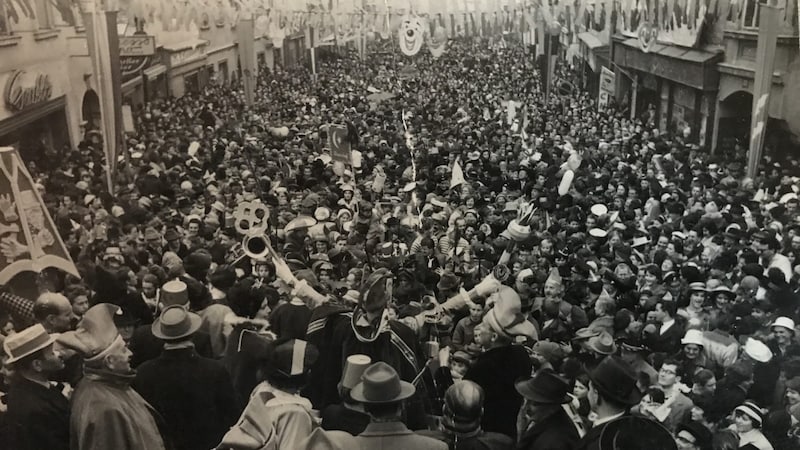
[515,369,571,405]
[350,361,415,404]
[598,416,676,450]
[688,282,707,293]
[589,355,641,406]
[151,305,202,341]
[4,324,55,364]
[285,215,317,233]
[587,331,617,355]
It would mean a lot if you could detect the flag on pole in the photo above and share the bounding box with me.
[84,7,122,194]
[450,160,466,189]
[746,4,780,178]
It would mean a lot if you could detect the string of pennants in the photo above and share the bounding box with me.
[115,0,576,49]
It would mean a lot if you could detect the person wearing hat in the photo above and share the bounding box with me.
[349,362,448,450]
[618,337,658,392]
[675,329,709,385]
[465,286,535,439]
[320,354,372,436]
[219,339,323,450]
[164,227,189,259]
[129,280,214,367]
[730,401,773,450]
[515,369,583,450]
[58,304,167,450]
[305,268,429,429]
[3,324,70,450]
[577,355,641,450]
[133,305,238,450]
[677,282,710,330]
[768,316,796,360]
[418,380,514,450]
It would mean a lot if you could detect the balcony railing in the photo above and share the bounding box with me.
[725,0,798,34]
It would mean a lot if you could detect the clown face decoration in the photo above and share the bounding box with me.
[427,24,447,59]
[398,15,425,56]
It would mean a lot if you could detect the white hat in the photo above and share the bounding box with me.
[314,207,331,222]
[4,324,55,364]
[780,193,798,204]
[744,338,773,363]
[681,329,704,346]
[180,181,193,191]
[589,228,607,238]
[771,316,796,334]
[632,236,650,248]
[590,204,608,216]
[84,194,96,206]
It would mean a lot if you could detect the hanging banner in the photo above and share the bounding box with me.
[0,147,80,283]
[598,66,615,108]
[84,9,122,193]
[747,5,780,177]
[238,17,256,106]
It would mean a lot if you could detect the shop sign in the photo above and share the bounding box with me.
[598,66,615,108]
[3,70,53,112]
[119,36,156,57]
[120,56,151,83]
[170,46,205,67]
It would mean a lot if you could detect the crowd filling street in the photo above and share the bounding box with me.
[1,36,800,450]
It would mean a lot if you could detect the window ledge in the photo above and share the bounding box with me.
[0,34,21,47]
[34,28,60,41]
[75,25,85,33]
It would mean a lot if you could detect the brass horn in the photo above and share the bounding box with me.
[242,233,271,260]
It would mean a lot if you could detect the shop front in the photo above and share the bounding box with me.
[0,63,71,165]
[613,36,723,146]
[164,40,210,98]
[577,31,609,99]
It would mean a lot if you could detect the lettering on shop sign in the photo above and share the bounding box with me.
[3,71,53,112]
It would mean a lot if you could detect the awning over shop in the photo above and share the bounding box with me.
[143,64,167,78]
[578,32,605,50]
[613,36,723,91]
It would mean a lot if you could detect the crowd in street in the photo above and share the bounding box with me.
[0,35,799,450]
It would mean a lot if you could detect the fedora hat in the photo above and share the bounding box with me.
[4,324,55,364]
[598,416,677,450]
[515,369,571,405]
[589,355,641,406]
[350,361,415,404]
[151,305,202,341]
[587,331,617,355]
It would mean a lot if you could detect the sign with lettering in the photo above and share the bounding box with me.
[119,36,156,57]
[598,66,616,109]
[3,71,53,112]
[120,56,151,83]
[170,46,206,67]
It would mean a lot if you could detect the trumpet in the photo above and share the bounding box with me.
[242,232,272,260]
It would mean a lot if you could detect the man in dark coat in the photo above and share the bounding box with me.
[515,369,582,450]
[133,305,238,450]
[464,287,535,439]
[4,325,70,450]
[577,356,642,450]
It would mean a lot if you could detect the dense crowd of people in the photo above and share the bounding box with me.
[0,35,798,450]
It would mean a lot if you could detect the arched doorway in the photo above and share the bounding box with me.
[81,90,101,132]
[717,90,753,153]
